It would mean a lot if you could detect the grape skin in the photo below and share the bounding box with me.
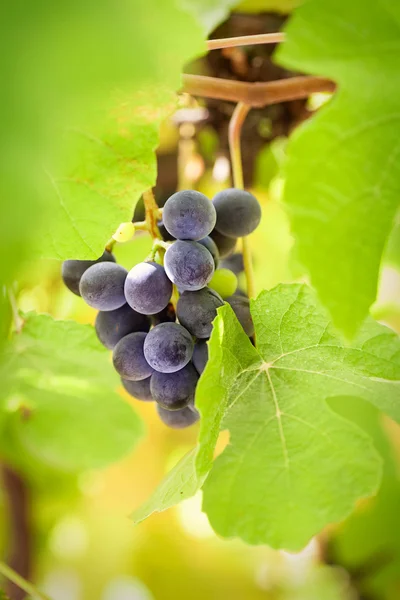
[124,261,172,315]
[213,188,261,237]
[220,253,244,275]
[177,288,224,338]
[198,236,219,268]
[157,220,176,242]
[192,341,208,374]
[95,304,150,349]
[79,262,127,311]
[164,241,214,291]
[163,190,216,241]
[210,229,237,258]
[121,377,153,401]
[113,332,154,381]
[226,295,255,337]
[144,322,194,373]
[157,404,199,429]
[150,363,198,410]
[62,251,115,296]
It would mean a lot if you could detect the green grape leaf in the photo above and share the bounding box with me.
[384,214,400,270]
[133,283,400,550]
[180,0,242,32]
[0,314,143,471]
[41,88,176,260]
[275,0,400,337]
[132,448,204,524]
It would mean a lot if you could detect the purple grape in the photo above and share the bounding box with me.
[193,341,208,374]
[144,322,193,373]
[157,404,199,429]
[226,295,254,337]
[79,262,127,311]
[198,236,219,268]
[121,377,153,401]
[177,288,224,338]
[150,363,198,410]
[62,251,116,296]
[210,229,237,258]
[124,261,172,315]
[163,190,216,241]
[213,188,261,237]
[164,240,214,291]
[95,304,150,349]
[113,332,154,381]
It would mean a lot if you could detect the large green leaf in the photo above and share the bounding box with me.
[275,0,400,337]
[0,314,143,470]
[133,284,400,550]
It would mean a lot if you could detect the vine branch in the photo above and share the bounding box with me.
[207,32,285,51]
[228,103,256,301]
[182,74,335,108]
[143,189,161,240]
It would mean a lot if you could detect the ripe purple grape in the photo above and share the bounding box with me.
[144,322,193,373]
[79,262,127,311]
[210,229,237,258]
[150,363,198,410]
[121,377,153,401]
[177,288,224,338]
[213,188,261,238]
[164,240,214,291]
[157,404,199,429]
[113,332,154,381]
[226,295,254,337]
[192,341,208,374]
[198,236,219,268]
[62,251,116,296]
[163,190,216,241]
[124,261,172,315]
[95,304,150,349]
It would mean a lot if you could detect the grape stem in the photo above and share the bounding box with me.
[207,32,285,51]
[182,74,335,108]
[228,103,256,301]
[0,560,52,600]
[143,189,162,240]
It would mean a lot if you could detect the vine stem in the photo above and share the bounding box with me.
[0,560,51,600]
[228,103,255,300]
[207,32,285,50]
[182,74,335,108]
[143,189,161,240]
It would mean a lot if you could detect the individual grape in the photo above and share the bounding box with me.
[163,190,216,241]
[132,196,145,222]
[192,341,208,374]
[157,404,199,429]
[197,236,219,268]
[164,241,214,291]
[210,229,237,258]
[79,262,127,311]
[213,188,261,237]
[124,261,172,315]
[157,220,176,242]
[113,332,154,381]
[209,268,237,299]
[151,302,176,326]
[220,253,244,275]
[226,295,254,337]
[121,377,153,401]
[95,304,150,349]
[144,322,193,373]
[150,363,198,410]
[177,288,224,338]
[62,251,115,296]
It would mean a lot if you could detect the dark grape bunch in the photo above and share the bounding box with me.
[62,188,261,429]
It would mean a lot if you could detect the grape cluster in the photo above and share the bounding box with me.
[62,188,261,429]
